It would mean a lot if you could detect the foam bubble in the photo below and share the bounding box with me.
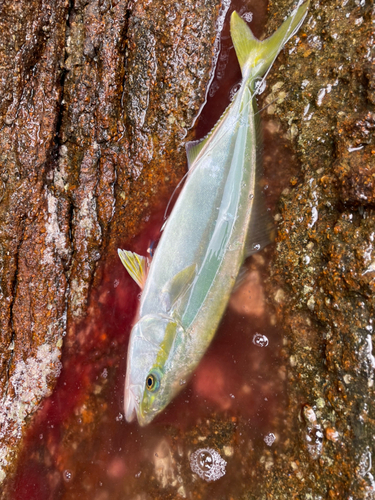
[190,448,227,482]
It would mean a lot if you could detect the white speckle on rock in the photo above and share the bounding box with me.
[153,440,176,489]
[316,88,326,106]
[0,343,61,483]
[42,190,70,265]
[307,295,316,311]
[177,485,186,498]
[274,288,286,304]
[223,445,234,457]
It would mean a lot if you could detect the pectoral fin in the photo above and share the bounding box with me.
[161,263,196,311]
[118,249,148,289]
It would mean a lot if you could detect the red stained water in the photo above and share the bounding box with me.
[8,1,302,498]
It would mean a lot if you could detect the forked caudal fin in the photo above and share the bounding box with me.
[185,1,309,168]
[230,0,310,79]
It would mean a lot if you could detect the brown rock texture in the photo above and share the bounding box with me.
[1,0,375,497]
[0,0,221,488]
[261,0,375,497]
[0,0,70,484]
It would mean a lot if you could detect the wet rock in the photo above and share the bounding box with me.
[1,0,374,497]
[0,0,70,487]
[0,0,221,492]
[153,439,176,489]
[334,112,375,206]
[262,0,375,496]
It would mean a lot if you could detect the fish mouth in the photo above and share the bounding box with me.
[124,384,141,423]
[124,387,155,426]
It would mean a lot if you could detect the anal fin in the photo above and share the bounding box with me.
[118,249,148,289]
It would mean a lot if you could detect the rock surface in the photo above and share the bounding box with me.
[0,0,221,489]
[1,0,374,497]
[264,0,375,497]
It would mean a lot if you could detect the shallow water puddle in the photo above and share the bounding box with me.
[10,204,285,499]
[8,0,304,497]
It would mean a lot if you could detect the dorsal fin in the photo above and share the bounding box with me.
[185,139,206,169]
[118,249,148,289]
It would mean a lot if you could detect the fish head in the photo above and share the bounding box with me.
[124,314,188,426]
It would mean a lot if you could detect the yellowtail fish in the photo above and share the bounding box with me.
[118,1,309,426]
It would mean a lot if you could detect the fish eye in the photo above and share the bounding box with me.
[146,372,160,392]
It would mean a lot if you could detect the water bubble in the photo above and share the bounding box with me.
[190,448,227,482]
[254,78,267,94]
[358,449,373,479]
[63,470,73,482]
[264,433,276,446]
[252,243,261,251]
[208,80,220,98]
[242,11,253,22]
[252,333,269,347]
[229,83,241,101]
[249,193,254,200]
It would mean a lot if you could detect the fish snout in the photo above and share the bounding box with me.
[124,385,140,423]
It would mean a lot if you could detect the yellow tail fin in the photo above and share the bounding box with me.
[230,1,309,79]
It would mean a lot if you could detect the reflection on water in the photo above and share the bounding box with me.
[7,0,306,497]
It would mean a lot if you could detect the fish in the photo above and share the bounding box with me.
[118,0,310,426]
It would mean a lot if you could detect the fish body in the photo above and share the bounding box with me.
[119,1,309,426]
